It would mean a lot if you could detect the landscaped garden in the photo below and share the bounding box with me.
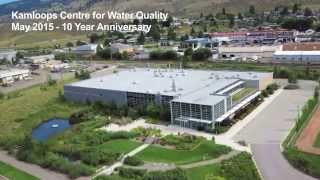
[0,78,147,178]
[186,152,261,180]
[0,161,38,180]
[135,135,231,165]
[95,152,261,180]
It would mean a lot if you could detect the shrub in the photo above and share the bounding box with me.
[192,48,212,61]
[314,86,319,101]
[123,156,144,166]
[150,50,178,60]
[54,52,77,61]
[261,90,269,97]
[288,71,298,84]
[219,152,260,180]
[80,147,119,166]
[142,168,188,180]
[69,110,90,124]
[75,70,90,80]
[118,167,146,179]
[94,175,115,180]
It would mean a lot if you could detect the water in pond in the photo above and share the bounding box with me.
[32,118,71,141]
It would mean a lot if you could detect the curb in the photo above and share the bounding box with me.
[249,144,264,180]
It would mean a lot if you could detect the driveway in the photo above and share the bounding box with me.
[233,80,317,180]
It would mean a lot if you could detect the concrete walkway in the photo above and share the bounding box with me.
[123,150,240,171]
[179,150,241,169]
[0,151,69,180]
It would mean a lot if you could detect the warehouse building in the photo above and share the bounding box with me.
[0,69,30,86]
[218,45,282,61]
[273,51,320,64]
[64,69,273,130]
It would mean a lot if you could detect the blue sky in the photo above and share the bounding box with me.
[0,0,20,5]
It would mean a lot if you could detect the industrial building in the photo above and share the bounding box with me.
[72,44,98,55]
[218,45,282,61]
[273,51,320,64]
[64,68,273,130]
[180,38,219,51]
[0,69,30,86]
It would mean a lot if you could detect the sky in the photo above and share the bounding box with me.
[0,0,20,5]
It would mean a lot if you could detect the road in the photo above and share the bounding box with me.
[0,151,69,180]
[233,80,317,180]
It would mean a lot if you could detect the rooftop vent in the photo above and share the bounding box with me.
[171,79,177,92]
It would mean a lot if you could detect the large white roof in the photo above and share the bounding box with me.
[0,69,29,78]
[274,51,320,56]
[67,68,271,106]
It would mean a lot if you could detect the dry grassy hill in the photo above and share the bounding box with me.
[0,0,319,48]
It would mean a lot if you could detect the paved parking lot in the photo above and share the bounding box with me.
[233,80,316,144]
[233,80,317,180]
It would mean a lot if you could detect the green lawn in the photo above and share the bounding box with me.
[0,161,38,180]
[313,132,320,148]
[186,152,261,180]
[232,88,256,103]
[186,163,221,180]
[284,148,320,178]
[135,140,231,165]
[98,139,142,154]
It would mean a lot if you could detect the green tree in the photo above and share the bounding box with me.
[228,15,235,28]
[288,71,297,84]
[184,48,193,57]
[167,28,176,41]
[304,7,313,17]
[137,32,145,45]
[148,24,161,42]
[249,5,256,15]
[222,8,226,15]
[238,13,243,20]
[192,48,212,61]
[292,3,300,14]
[181,55,191,68]
[190,27,196,36]
[280,6,289,16]
[89,33,100,43]
[66,42,74,47]
[163,16,173,27]
[314,86,319,101]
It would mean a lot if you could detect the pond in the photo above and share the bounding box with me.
[32,118,71,141]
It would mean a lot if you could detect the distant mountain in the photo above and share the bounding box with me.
[0,0,320,17]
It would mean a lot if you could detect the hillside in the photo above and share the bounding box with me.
[1,0,320,17]
[0,0,319,48]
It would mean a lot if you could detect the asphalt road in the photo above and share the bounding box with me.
[233,80,317,180]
